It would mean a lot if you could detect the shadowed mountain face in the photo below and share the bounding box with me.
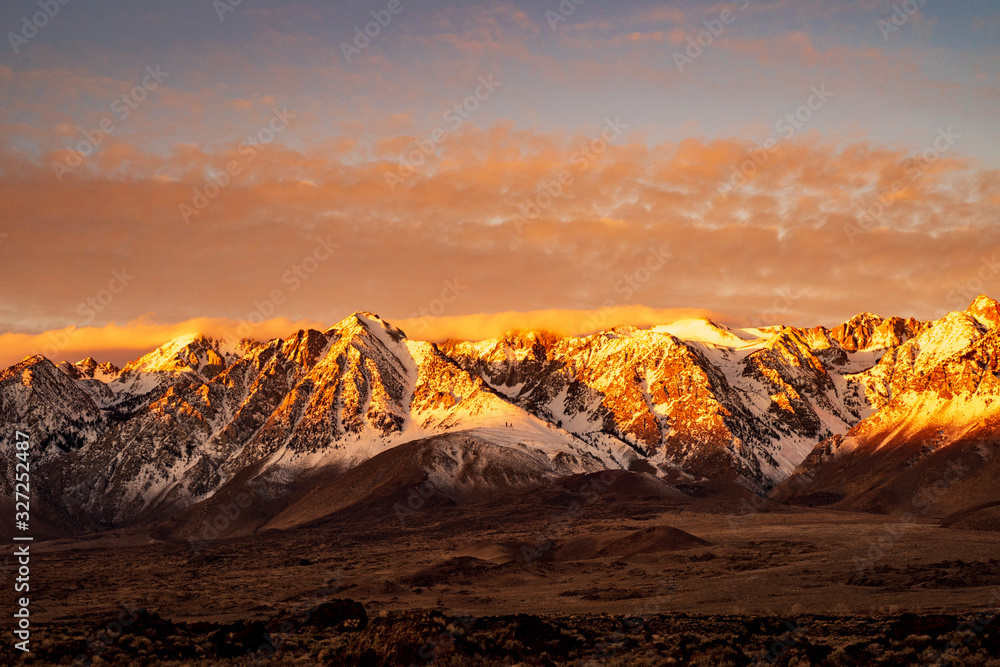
[0,297,997,538]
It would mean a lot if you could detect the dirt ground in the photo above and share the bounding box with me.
[4,492,1000,664]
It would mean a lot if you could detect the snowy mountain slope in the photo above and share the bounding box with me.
[773,297,1000,514]
[0,356,106,459]
[12,314,604,528]
[847,309,989,411]
[261,431,615,532]
[441,316,909,491]
[1,297,996,535]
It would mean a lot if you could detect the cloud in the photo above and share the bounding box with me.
[0,308,729,369]
[1,123,998,341]
[0,317,326,369]
[5,279,995,371]
[395,306,729,342]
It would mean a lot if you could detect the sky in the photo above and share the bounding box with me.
[0,0,998,365]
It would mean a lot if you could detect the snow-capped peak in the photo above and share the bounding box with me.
[651,318,757,348]
[121,332,243,378]
[5,297,1000,536]
[331,311,407,345]
[57,357,121,382]
[967,294,1000,330]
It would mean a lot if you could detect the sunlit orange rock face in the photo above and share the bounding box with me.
[775,297,1000,515]
[1,297,999,535]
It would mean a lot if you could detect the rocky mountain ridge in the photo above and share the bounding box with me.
[1,297,997,536]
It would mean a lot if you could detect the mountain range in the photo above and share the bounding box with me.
[2,295,998,540]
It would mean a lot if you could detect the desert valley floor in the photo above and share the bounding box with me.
[5,478,1000,666]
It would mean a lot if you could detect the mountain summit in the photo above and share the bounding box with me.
[2,297,997,537]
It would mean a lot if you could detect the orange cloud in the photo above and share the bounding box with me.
[1,123,998,345]
[0,308,730,369]
[396,306,729,342]
[0,317,325,369]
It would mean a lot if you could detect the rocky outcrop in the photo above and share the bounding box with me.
[2,297,998,534]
